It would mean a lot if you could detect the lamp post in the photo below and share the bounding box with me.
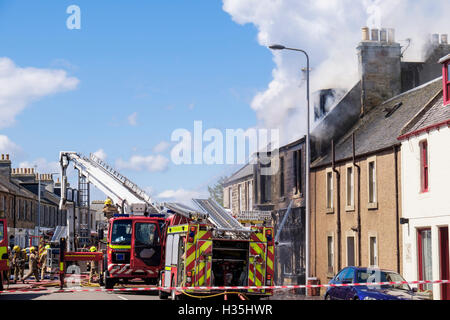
[269,44,311,295]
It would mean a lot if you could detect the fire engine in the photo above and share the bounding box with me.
[0,214,8,291]
[59,152,167,288]
[159,200,274,300]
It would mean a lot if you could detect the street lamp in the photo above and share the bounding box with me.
[269,44,311,296]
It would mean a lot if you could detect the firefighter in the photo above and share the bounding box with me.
[12,245,23,283]
[88,246,99,283]
[20,249,28,279]
[22,247,40,283]
[39,245,50,280]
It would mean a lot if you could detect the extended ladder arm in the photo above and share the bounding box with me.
[59,151,160,215]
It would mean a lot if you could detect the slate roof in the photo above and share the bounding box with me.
[223,163,254,186]
[0,177,38,200]
[312,77,443,168]
[399,94,450,138]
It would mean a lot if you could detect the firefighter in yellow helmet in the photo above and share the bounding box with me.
[88,246,99,283]
[20,249,27,280]
[39,245,50,280]
[12,245,24,283]
[22,247,40,283]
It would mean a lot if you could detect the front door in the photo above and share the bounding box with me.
[417,228,433,291]
[439,227,449,300]
[131,221,162,270]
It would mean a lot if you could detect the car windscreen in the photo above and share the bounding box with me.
[356,270,410,291]
[134,223,159,246]
[110,220,132,245]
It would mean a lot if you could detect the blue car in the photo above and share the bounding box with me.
[324,267,426,300]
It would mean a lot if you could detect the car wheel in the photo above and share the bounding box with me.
[325,294,331,300]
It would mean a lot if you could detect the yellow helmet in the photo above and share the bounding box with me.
[90,246,97,252]
[13,245,20,252]
[21,249,26,253]
[45,244,51,250]
[30,246,36,253]
[104,198,112,206]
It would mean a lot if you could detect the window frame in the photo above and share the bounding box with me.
[369,235,378,267]
[346,234,356,267]
[444,62,450,106]
[420,140,429,193]
[279,156,285,197]
[327,234,335,276]
[367,157,378,209]
[345,164,355,211]
[326,168,334,212]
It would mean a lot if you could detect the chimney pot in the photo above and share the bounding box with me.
[388,29,395,43]
[1,154,4,160]
[380,28,387,42]
[432,33,439,45]
[6,154,9,160]
[362,27,370,41]
[371,28,379,41]
[441,34,448,45]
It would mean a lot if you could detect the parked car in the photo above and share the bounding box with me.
[324,267,427,300]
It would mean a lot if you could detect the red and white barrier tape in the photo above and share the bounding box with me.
[1,279,449,294]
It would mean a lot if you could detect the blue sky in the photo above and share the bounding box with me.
[0,0,274,202]
[1,0,448,203]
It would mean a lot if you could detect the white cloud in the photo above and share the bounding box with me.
[128,112,138,126]
[0,135,22,158]
[19,158,60,174]
[116,154,169,172]
[153,141,171,153]
[0,57,79,129]
[222,0,450,144]
[156,188,208,205]
[93,148,107,160]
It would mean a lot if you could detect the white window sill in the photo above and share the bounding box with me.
[368,202,378,210]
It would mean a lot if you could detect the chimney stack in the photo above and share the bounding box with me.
[358,27,401,115]
[0,154,12,179]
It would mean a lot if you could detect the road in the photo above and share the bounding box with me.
[0,289,160,300]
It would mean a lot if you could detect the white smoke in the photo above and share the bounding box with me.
[222,0,450,144]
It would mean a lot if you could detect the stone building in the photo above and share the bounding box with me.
[222,163,254,215]
[0,154,67,248]
[309,28,449,294]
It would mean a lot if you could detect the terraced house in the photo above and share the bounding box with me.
[309,28,449,297]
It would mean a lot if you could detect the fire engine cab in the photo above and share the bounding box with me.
[103,215,166,288]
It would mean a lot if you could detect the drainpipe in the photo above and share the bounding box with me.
[332,140,341,271]
[352,133,362,267]
[393,145,400,273]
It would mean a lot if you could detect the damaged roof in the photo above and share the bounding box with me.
[312,77,443,168]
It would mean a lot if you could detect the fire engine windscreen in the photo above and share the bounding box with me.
[111,220,132,245]
[0,221,4,242]
[134,222,161,266]
[211,241,249,286]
